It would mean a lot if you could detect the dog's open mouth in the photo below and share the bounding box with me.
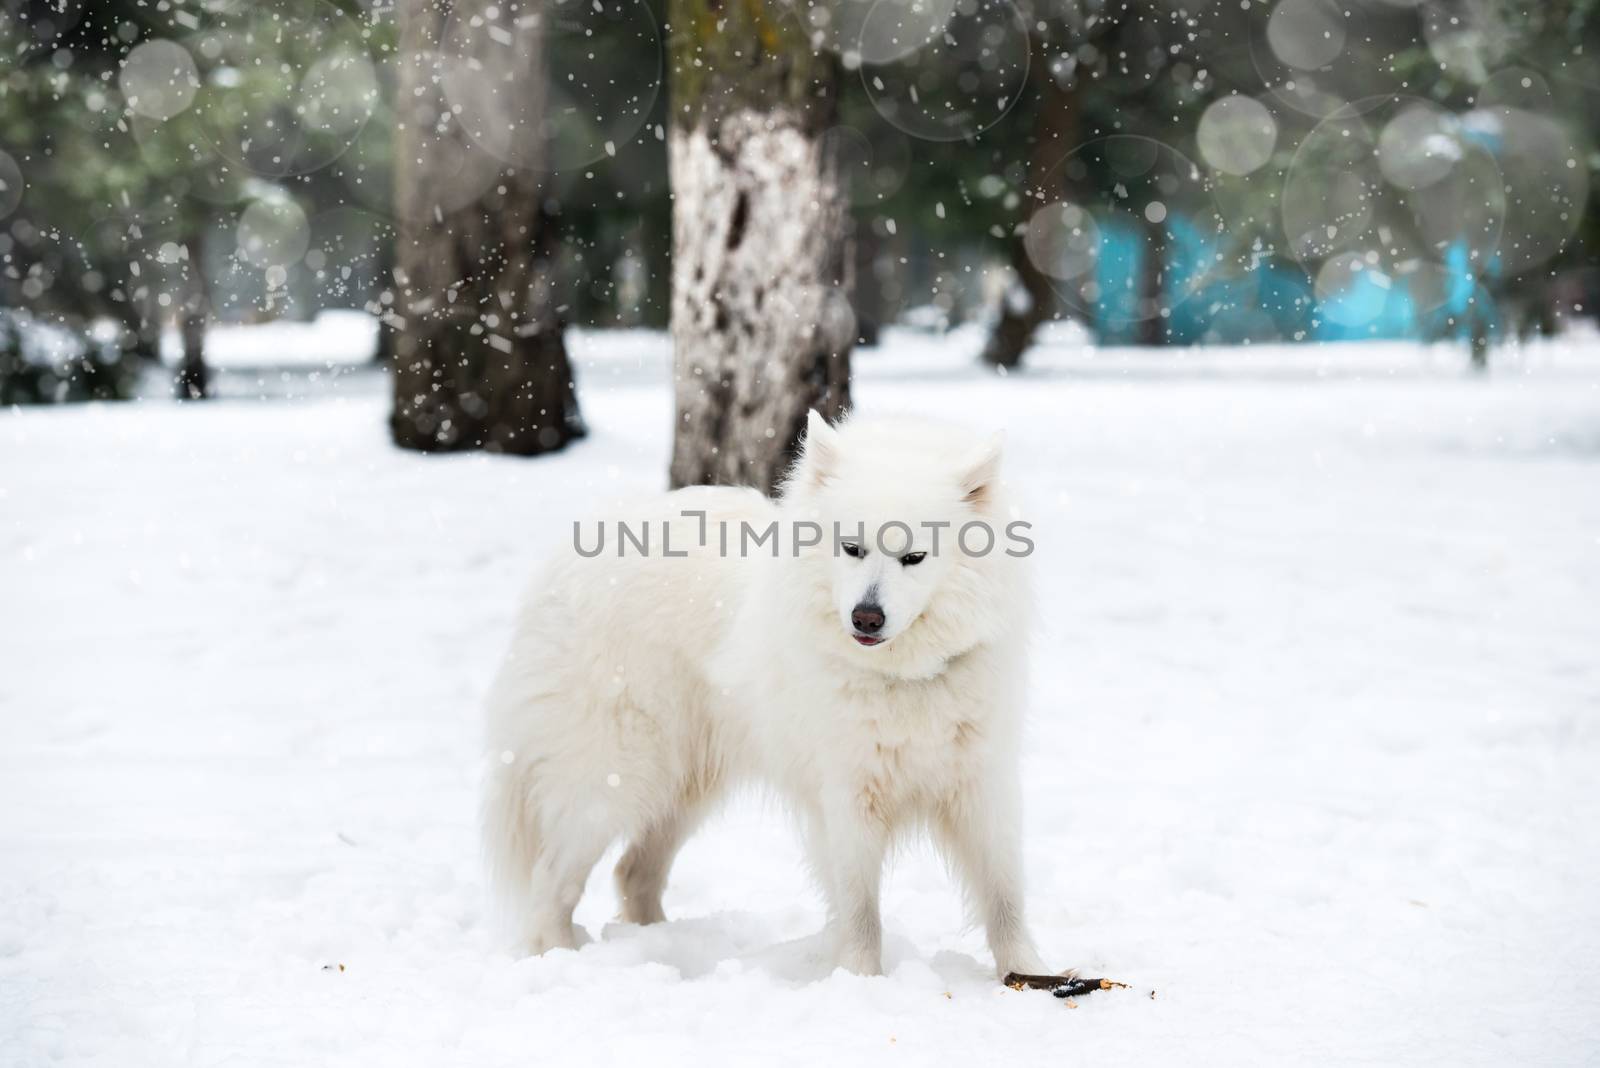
[852,634,884,647]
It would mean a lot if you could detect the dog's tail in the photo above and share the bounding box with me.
[481,755,541,933]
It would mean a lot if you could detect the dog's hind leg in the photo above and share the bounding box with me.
[615,714,726,925]
[519,818,611,955]
[484,757,613,956]
[614,804,698,925]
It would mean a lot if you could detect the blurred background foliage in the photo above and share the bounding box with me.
[1,0,1596,403]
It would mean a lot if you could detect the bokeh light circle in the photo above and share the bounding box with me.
[822,126,911,205]
[1197,95,1278,176]
[1314,252,1390,328]
[19,0,85,45]
[1028,136,1225,327]
[391,50,512,222]
[1266,0,1346,71]
[190,0,377,177]
[441,0,661,172]
[1374,101,1460,191]
[802,0,960,66]
[1477,67,1553,111]
[1420,0,1506,83]
[305,207,393,301]
[119,39,201,121]
[1023,201,1100,281]
[237,197,311,269]
[299,48,379,139]
[0,151,23,220]
[1248,0,1409,119]
[1283,97,1506,316]
[126,115,247,206]
[766,283,858,360]
[1463,106,1589,275]
[860,0,1029,143]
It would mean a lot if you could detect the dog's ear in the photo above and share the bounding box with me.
[959,431,1005,509]
[800,409,841,487]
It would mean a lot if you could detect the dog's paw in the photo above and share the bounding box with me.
[516,923,589,958]
[836,947,885,977]
[994,952,1049,980]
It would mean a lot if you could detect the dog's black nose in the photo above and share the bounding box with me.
[851,603,885,634]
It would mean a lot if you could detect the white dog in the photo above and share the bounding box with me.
[482,411,1050,979]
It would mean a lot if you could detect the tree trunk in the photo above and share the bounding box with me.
[983,236,1055,370]
[372,229,396,365]
[0,315,27,405]
[1138,215,1167,347]
[120,300,162,364]
[853,217,883,349]
[666,0,852,494]
[389,0,584,455]
[1466,281,1492,372]
[1470,318,1490,372]
[175,228,210,400]
[983,46,1080,371]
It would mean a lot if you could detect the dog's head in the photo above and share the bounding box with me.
[781,410,1028,676]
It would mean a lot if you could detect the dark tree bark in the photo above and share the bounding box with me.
[372,230,396,365]
[983,236,1056,371]
[665,0,852,494]
[1470,318,1490,372]
[389,0,584,455]
[1466,278,1494,372]
[374,317,396,368]
[0,315,26,405]
[983,47,1081,371]
[120,300,162,364]
[174,228,210,400]
[853,217,883,349]
[1138,215,1168,347]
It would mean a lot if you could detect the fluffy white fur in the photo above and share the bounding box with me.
[482,411,1049,978]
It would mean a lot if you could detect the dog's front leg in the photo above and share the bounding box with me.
[823,800,890,976]
[938,782,1048,979]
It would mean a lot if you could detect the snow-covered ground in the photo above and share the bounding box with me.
[4,327,1599,1065]
[156,309,382,371]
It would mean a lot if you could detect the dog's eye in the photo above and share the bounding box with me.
[900,551,927,567]
[841,542,865,559]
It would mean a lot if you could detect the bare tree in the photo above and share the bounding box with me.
[174,225,209,401]
[983,38,1081,371]
[389,0,583,454]
[665,0,853,494]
